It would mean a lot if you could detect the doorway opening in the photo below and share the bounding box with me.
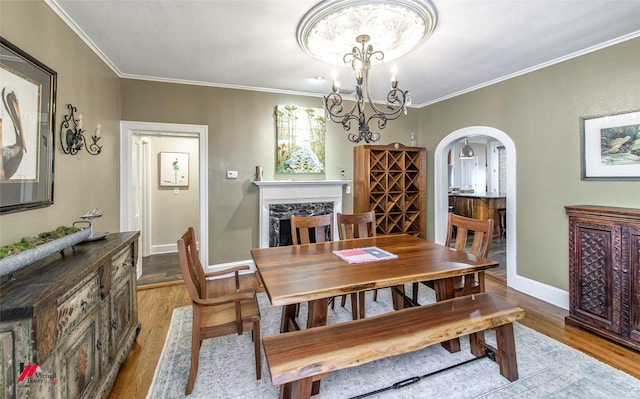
[434,127,516,286]
[120,121,209,281]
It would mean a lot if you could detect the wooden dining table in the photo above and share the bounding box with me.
[251,234,499,339]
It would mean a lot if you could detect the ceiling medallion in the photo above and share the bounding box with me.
[297,0,439,143]
[297,0,438,66]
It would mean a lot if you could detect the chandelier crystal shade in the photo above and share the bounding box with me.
[297,0,438,143]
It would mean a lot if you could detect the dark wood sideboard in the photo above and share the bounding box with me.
[565,206,640,351]
[0,232,140,399]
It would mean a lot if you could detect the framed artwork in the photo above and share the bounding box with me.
[159,151,189,187]
[0,37,57,214]
[581,110,640,180]
[275,104,326,174]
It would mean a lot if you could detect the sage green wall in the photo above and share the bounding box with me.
[418,37,640,290]
[120,81,419,263]
[0,1,121,245]
[5,0,638,295]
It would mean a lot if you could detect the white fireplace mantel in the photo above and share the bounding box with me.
[254,180,350,248]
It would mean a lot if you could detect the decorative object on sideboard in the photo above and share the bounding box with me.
[0,37,56,214]
[0,226,91,278]
[297,0,438,143]
[59,103,102,155]
[80,208,109,241]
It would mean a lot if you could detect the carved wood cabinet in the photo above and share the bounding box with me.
[354,143,427,238]
[0,232,140,399]
[565,206,640,351]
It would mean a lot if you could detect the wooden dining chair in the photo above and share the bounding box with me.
[412,213,494,303]
[284,214,334,331]
[337,211,378,319]
[290,213,334,245]
[177,227,261,395]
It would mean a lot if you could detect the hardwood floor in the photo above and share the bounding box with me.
[137,253,182,287]
[108,275,640,399]
[486,234,506,279]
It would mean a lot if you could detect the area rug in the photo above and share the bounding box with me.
[147,287,640,398]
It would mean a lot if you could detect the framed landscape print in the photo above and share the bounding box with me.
[581,110,640,180]
[275,104,326,174]
[0,37,56,214]
[159,151,189,187]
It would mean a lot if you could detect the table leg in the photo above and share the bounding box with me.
[391,285,405,310]
[306,297,329,394]
[434,278,461,353]
[280,304,300,333]
[306,298,329,329]
[279,377,313,399]
[391,285,419,309]
[469,331,486,357]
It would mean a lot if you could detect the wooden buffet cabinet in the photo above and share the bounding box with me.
[565,206,640,351]
[353,143,427,238]
[0,232,140,399]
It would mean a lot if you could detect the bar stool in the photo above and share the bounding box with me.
[498,207,507,237]
[448,205,456,238]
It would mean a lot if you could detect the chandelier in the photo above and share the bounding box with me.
[297,0,438,143]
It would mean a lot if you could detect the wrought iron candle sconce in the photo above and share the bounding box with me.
[59,104,102,155]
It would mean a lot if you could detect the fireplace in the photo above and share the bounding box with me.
[270,202,334,247]
[254,180,350,248]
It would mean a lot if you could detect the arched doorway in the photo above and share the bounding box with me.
[434,127,517,285]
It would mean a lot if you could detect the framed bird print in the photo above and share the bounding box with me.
[580,109,640,180]
[159,151,189,187]
[0,37,56,214]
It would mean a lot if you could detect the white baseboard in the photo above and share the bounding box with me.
[151,244,177,255]
[205,259,256,275]
[508,273,569,310]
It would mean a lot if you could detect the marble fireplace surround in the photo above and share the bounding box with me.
[254,180,350,248]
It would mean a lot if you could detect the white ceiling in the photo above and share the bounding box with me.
[48,0,640,107]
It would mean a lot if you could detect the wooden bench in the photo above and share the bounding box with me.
[262,293,526,399]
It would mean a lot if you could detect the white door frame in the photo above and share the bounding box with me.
[488,140,501,194]
[120,121,209,271]
[141,137,152,257]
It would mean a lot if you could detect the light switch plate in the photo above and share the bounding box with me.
[226,170,238,179]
